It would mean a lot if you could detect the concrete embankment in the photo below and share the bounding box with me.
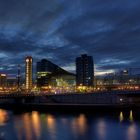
[0,90,140,112]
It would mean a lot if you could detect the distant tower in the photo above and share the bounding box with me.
[76,54,94,86]
[25,56,33,91]
[0,74,7,88]
[17,64,21,90]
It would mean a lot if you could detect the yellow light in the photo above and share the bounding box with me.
[77,114,87,134]
[26,59,29,62]
[1,74,6,77]
[0,109,9,125]
[23,113,32,140]
[32,111,41,139]
[46,114,56,131]
[129,110,133,122]
[119,112,124,122]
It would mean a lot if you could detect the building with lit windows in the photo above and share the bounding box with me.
[95,71,140,88]
[36,71,52,87]
[36,59,75,88]
[7,77,17,87]
[25,56,33,90]
[76,54,94,86]
[0,74,7,87]
[51,74,76,87]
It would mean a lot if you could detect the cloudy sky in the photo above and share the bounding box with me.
[0,0,140,76]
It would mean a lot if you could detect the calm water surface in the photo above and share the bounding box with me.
[0,109,140,140]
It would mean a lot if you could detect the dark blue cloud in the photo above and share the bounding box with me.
[0,0,140,75]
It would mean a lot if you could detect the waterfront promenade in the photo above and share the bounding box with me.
[0,90,139,111]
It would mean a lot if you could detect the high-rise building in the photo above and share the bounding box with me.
[25,56,33,90]
[76,54,94,86]
[0,74,7,87]
[36,59,75,87]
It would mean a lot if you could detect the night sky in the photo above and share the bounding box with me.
[0,0,140,76]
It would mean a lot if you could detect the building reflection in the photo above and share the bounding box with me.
[77,114,87,134]
[32,111,41,139]
[0,109,9,126]
[129,110,134,122]
[14,116,24,140]
[46,114,56,131]
[127,124,137,140]
[61,118,67,125]
[71,114,87,135]
[23,113,32,140]
[96,119,106,140]
[119,112,124,122]
[46,114,56,140]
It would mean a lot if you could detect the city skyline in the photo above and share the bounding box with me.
[0,54,138,78]
[0,1,140,140]
[0,0,140,76]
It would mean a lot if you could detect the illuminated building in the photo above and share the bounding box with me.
[76,54,94,86]
[122,70,129,76]
[7,77,17,87]
[36,72,52,87]
[36,59,53,87]
[36,59,75,87]
[0,74,7,87]
[51,74,76,87]
[25,56,33,90]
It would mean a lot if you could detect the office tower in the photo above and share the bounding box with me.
[0,74,7,87]
[25,56,33,90]
[76,54,94,86]
[36,59,75,87]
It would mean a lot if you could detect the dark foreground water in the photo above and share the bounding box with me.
[0,109,140,140]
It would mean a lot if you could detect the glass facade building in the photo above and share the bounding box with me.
[36,59,75,87]
[76,54,94,86]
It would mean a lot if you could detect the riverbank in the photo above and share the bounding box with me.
[0,102,139,113]
[0,90,140,112]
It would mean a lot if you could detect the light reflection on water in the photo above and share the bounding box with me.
[46,114,56,131]
[46,114,56,140]
[119,110,134,123]
[0,109,140,140]
[127,124,137,140]
[119,112,124,122]
[0,109,9,126]
[96,119,106,140]
[129,110,134,122]
[23,113,32,140]
[71,114,87,136]
[32,111,41,139]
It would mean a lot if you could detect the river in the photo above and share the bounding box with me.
[0,109,140,140]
